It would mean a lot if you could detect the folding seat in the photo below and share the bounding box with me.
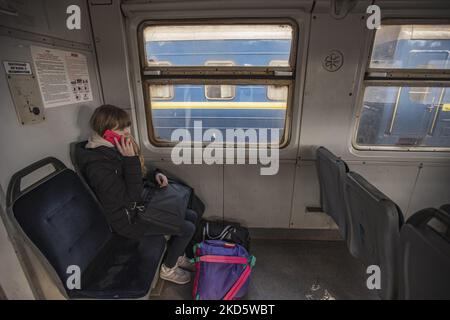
[7,157,166,299]
[343,172,404,300]
[399,208,450,300]
[316,147,354,253]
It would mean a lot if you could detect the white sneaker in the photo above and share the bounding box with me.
[177,255,196,272]
[160,263,191,285]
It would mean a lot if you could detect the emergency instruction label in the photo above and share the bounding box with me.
[31,45,93,108]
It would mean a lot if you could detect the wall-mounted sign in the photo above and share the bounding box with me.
[30,46,93,108]
[3,60,45,125]
[3,61,33,75]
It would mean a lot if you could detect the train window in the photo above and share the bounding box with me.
[204,61,236,100]
[148,61,173,100]
[354,24,450,151]
[205,85,235,100]
[149,85,174,100]
[140,21,297,146]
[370,25,450,70]
[355,86,450,149]
[148,82,289,143]
[143,24,293,67]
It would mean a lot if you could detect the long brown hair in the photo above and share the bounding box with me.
[90,104,147,176]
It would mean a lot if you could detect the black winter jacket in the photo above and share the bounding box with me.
[77,145,159,239]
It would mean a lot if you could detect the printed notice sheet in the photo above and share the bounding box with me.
[31,46,93,108]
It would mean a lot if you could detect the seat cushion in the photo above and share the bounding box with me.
[70,234,166,299]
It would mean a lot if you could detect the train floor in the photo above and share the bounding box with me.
[150,239,379,300]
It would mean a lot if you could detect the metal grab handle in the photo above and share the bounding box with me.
[6,157,66,207]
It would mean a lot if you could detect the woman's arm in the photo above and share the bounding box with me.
[85,159,143,211]
[122,156,144,201]
[115,136,144,202]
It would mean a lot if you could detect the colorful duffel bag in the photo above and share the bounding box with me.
[192,240,256,300]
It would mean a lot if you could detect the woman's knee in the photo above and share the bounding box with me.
[185,209,198,224]
[181,220,196,237]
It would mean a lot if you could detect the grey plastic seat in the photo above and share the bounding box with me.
[343,171,404,300]
[316,147,353,252]
[399,208,450,300]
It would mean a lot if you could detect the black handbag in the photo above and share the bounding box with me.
[136,182,191,234]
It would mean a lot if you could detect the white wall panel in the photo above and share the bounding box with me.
[290,161,337,229]
[348,162,419,217]
[224,163,296,228]
[408,164,450,218]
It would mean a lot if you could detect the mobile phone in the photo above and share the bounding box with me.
[102,129,123,145]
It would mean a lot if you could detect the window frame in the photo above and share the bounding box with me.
[137,19,299,148]
[352,20,450,152]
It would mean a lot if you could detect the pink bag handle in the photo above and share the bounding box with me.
[223,264,252,300]
[198,255,248,264]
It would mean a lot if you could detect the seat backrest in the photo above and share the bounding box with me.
[343,171,403,300]
[7,157,111,292]
[316,147,350,241]
[69,141,84,174]
[399,208,450,300]
[70,141,104,206]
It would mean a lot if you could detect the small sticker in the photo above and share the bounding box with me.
[3,61,33,75]
[442,104,450,112]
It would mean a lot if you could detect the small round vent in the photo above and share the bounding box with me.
[323,50,344,72]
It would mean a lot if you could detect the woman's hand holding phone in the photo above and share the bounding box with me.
[115,135,136,157]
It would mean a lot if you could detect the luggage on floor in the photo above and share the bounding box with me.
[196,219,251,249]
[187,219,251,259]
[192,240,256,300]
